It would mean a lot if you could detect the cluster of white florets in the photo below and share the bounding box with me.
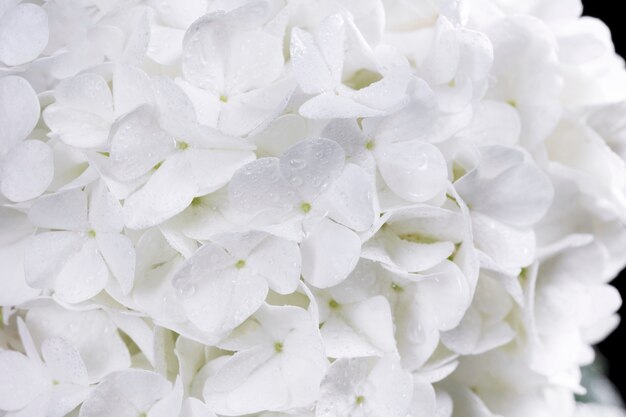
[2,0,626,416]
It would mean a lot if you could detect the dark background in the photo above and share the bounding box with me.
[583,0,626,399]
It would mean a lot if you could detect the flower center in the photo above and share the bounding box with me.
[235,259,246,269]
[300,202,312,213]
[274,342,283,353]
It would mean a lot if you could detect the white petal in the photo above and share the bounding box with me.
[322,296,397,358]
[290,27,335,94]
[0,240,40,305]
[204,347,286,415]
[317,357,413,417]
[379,232,455,272]
[123,153,198,229]
[279,138,345,201]
[54,239,109,303]
[459,100,521,146]
[148,378,184,417]
[152,76,199,136]
[28,188,89,231]
[43,105,110,149]
[218,78,295,137]
[228,157,299,220]
[26,305,131,381]
[181,397,218,417]
[113,64,154,117]
[323,163,376,231]
[52,73,113,120]
[186,148,255,194]
[375,141,448,202]
[0,207,33,246]
[299,92,384,119]
[0,350,49,411]
[24,232,84,290]
[41,337,88,385]
[0,75,40,152]
[48,384,90,417]
[459,160,554,227]
[472,212,536,268]
[0,3,48,66]
[147,25,185,65]
[89,181,124,233]
[205,305,326,414]
[301,218,361,288]
[109,105,175,181]
[79,370,171,417]
[183,4,283,95]
[415,261,472,330]
[248,235,302,294]
[372,78,438,144]
[0,140,53,202]
[174,243,268,337]
[321,119,367,158]
[96,233,136,295]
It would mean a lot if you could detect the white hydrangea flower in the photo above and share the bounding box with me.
[1,0,626,416]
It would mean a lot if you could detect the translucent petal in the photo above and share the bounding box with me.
[174,243,268,336]
[0,75,40,152]
[279,138,345,201]
[186,148,255,194]
[0,140,53,202]
[53,73,113,120]
[28,188,88,231]
[375,141,447,202]
[183,4,282,95]
[113,64,154,117]
[321,119,367,158]
[228,157,299,219]
[218,78,295,137]
[97,232,136,295]
[148,378,184,417]
[323,163,376,231]
[180,397,218,417]
[247,234,301,294]
[182,268,267,336]
[371,78,438,144]
[459,100,521,146]
[109,105,176,181]
[123,152,198,229]
[89,181,124,233]
[0,3,48,66]
[0,351,49,411]
[24,231,84,289]
[79,370,171,417]
[301,218,361,288]
[322,296,396,358]
[317,357,413,417]
[43,105,111,149]
[25,305,131,381]
[48,384,90,417]
[290,27,334,94]
[0,240,40,305]
[414,261,471,331]
[54,239,109,303]
[147,25,185,65]
[41,337,88,385]
[204,348,287,415]
[299,92,384,119]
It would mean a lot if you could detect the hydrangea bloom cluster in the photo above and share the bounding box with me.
[2,0,626,416]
